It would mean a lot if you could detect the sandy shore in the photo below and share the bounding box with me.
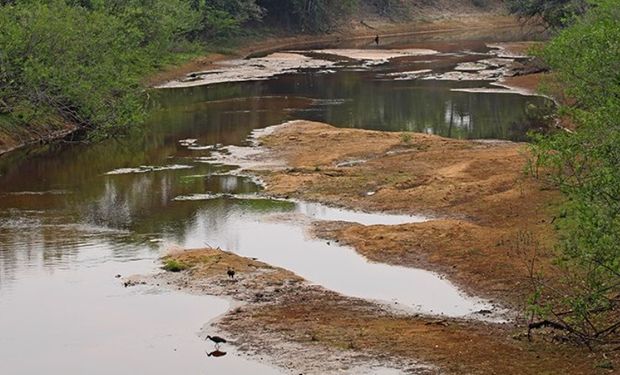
[256,121,560,306]
[140,119,612,373]
[146,15,535,88]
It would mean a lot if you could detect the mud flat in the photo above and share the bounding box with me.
[138,248,434,374]
[146,246,595,374]
[251,120,558,304]
[140,119,609,374]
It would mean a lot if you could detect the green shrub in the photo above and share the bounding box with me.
[162,259,188,272]
[0,0,200,139]
[527,0,620,344]
[400,132,412,144]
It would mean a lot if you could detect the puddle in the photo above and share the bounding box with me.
[201,174,262,194]
[168,198,496,319]
[294,201,427,225]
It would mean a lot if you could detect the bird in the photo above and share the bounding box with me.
[374,34,380,45]
[206,335,227,345]
[227,267,235,279]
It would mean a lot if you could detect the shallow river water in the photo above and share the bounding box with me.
[1,32,548,374]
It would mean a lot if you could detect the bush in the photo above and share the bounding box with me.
[507,0,590,29]
[257,0,357,32]
[527,0,620,345]
[0,0,200,139]
[162,259,189,272]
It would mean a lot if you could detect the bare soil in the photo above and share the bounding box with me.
[151,247,604,374]
[147,119,615,373]
[0,117,77,156]
[256,121,560,306]
[146,14,531,88]
[138,7,611,373]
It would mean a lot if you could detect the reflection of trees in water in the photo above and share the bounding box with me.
[0,56,553,287]
[0,212,100,290]
[86,180,133,229]
[444,100,472,137]
[262,70,551,141]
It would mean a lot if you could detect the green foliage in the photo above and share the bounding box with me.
[189,0,265,39]
[0,0,200,139]
[258,0,358,32]
[400,132,412,144]
[507,0,590,29]
[162,259,188,272]
[205,0,264,23]
[528,0,620,344]
[0,0,396,141]
[371,0,411,18]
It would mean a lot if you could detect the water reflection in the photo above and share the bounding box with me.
[0,36,539,373]
[0,39,540,303]
[206,349,227,358]
[155,66,549,142]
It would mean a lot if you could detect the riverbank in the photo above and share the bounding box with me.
[0,116,77,157]
[149,245,595,374]
[145,14,534,88]
[256,121,558,306]
[0,10,541,158]
[142,118,614,373]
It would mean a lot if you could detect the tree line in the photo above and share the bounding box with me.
[0,0,411,140]
[514,0,620,346]
[507,0,591,29]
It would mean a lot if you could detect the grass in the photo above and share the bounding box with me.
[162,258,188,272]
[400,132,412,144]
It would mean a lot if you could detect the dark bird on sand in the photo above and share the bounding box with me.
[227,267,235,279]
[206,335,227,345]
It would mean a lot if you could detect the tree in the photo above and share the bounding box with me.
[507,0,590,29]
[528,0,620,345]
[257,0,357,32]
[0,0,200,138]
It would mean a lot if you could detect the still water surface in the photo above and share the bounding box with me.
[1,35,546,374]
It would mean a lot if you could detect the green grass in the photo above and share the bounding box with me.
[162,259,188,272]
[400,132,412,144]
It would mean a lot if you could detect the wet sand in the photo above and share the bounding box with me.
[145,119,611,373]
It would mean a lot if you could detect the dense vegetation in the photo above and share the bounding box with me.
[526,0,620,345]
[0,0,420,141]
[507,0,590,28]
[0,0,200,140]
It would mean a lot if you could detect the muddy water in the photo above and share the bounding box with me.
[158,197,490,316]
[1,36,543,374]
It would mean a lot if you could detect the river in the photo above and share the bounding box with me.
[0,32,550,374]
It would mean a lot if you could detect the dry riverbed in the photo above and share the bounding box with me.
[257,121,560,306]
[144,246,598,374]
[139,120,614,373]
